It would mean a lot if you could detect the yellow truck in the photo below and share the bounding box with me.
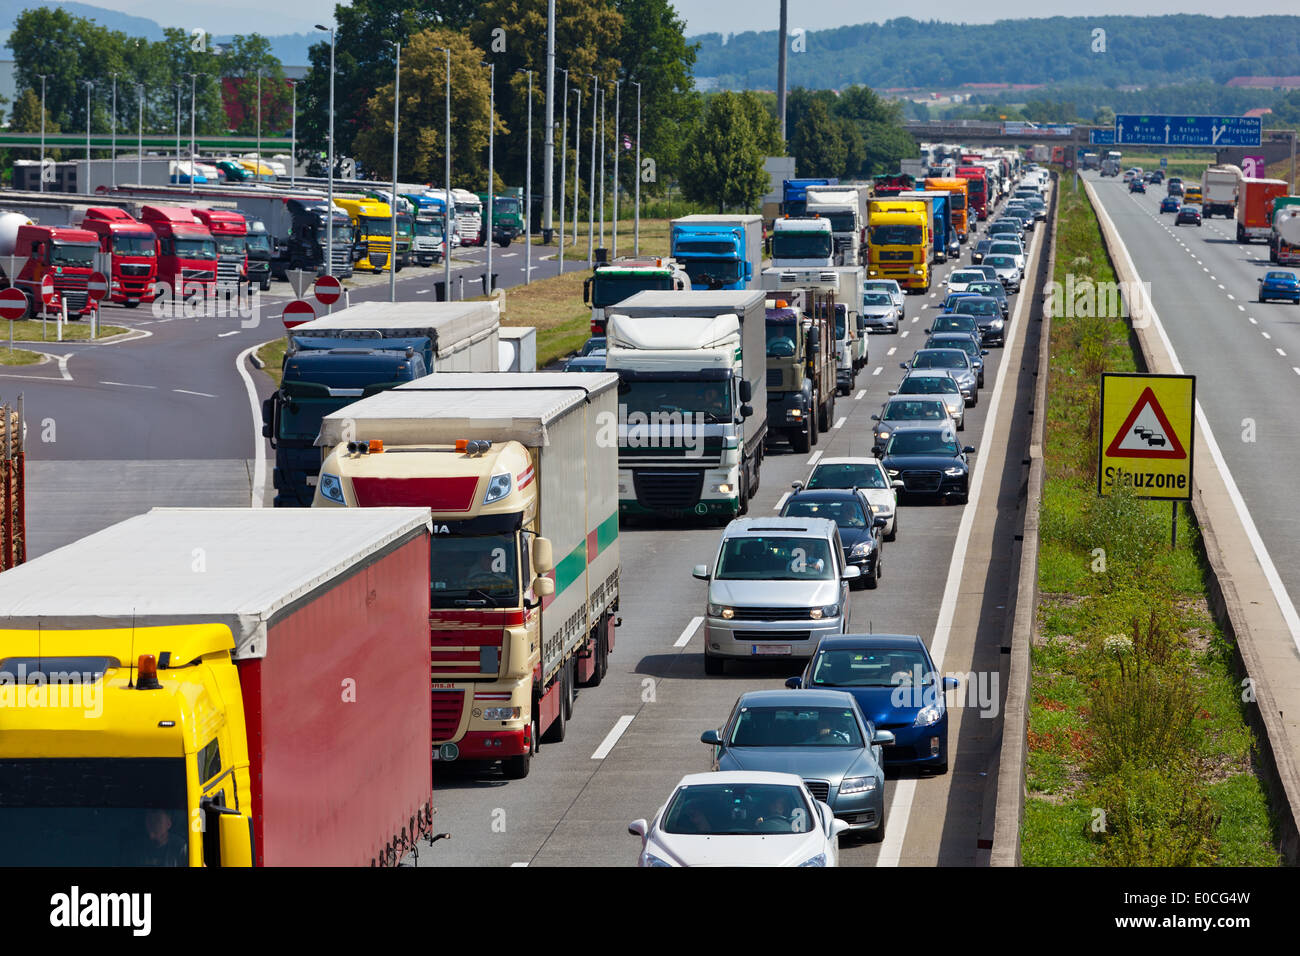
[314,371,620,780]
[867,199,932,293]
[334,196,405,273]
[0,508,436,866]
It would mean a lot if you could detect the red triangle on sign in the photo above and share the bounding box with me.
[1104,386,1187,460]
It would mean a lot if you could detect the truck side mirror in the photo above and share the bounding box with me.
[582,276,592,305]
[532,536,554,574]
[738,380,752,403]
[532,576,555,597]
[740,404,754,418]
[201,797,253,867]
[808,326,820,349]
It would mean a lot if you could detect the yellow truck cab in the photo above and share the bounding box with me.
[867,199,931,293]
[334,196,401,273]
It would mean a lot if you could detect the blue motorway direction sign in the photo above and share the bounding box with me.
[1090,128,1116,145]
[1115,115,1262,148]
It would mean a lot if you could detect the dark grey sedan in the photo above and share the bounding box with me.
[702,689,892,839]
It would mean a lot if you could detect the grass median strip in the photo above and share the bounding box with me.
[0,346,43,365]
[6,319,128,342]
[1021,185,1280,867]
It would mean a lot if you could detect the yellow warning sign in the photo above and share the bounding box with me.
[1098,373,1195,500]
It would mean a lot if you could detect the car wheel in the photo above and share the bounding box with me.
[969,392,978,408]
[1260,296,1267,304]
[928,760,949,775]
[957,416,965,432]
[886,512,898,542]
[704,652,725,676]
[865,558,879,589]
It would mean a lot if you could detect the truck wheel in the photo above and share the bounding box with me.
[562,657,575,721]
[543,674,567,743]
[261,277,271,292]
[585,620,608,687]
[737,466,750,516]
[704,652,725,676]
[123,300,140,309]
[809,403,819,447]
[498,238,512,248]
[791,426,811,455]
[818,390,833,432]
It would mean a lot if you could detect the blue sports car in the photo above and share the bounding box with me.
[789,634,959,773]
[1258,270,1300,304]
[1159,195,1181,214]
[940,291,978,313]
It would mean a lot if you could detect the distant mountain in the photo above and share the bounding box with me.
[691,14,1300,92]
[0,1,316,63]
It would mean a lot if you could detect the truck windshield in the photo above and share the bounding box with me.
[772,232,832,259]
[359,216,393,236]
[495,197,521,217]
[591,274,673,308]
[50,243,97,267]
[429,534,520,608]
[245,233,271,255]
[112,235,156,257]
[415,219,443,237]
[766,317,799,357]
[397,216,413,238]
[681,258,742,288]
[618,378,731,423]
[820,212,855,233]
[214,237,245,257]
[173,238,216,259]
[455,203,480,216]
[279,395,343,442]
[870,225,922,246]
[0,757,188,866]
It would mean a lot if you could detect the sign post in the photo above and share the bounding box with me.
[87,271,108,340]
[1098,372,1196,548]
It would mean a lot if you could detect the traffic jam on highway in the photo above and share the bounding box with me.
[0,129,1047,867]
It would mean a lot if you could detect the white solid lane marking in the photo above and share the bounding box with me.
[834,416,846,429]
[773,491,790,511]
[674,616,703,648]
[876,778,917,867]
[854,389,866,400]
[591,715,635,760]
[57,354,72,381]
[218,330,240,338]
[511,862,529,867]
[237,343,268,509]
[173,389,217,398]
[807,450,823,467]
[100,380,154,389]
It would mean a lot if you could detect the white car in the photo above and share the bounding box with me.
[946,269,988,293]
[863,279,905,314]
[629,771,848,867]
[804,456,902,540]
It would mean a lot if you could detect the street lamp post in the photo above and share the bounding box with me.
[436,47,451,300]
[316,23,336,277]
[188,72,205,194]
[632,80,641,255]
[612,79,620,259]
[542,0,555,244]
[255,69,263,182]
[518,68,533,285]
[288,80,297,187]
[37,75,49,192]
[83,81,94,171]
[110,73,118,188]
[598,82,606,254]
[174,85,182,184]
[588,74,597,264]
[390,41,400,302]
[485,60,495,296]
[572,86,581,250]
[558,67,568,274]
[136,84,144,185]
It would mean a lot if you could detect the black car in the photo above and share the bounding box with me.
[780,488,887,589]
[928,312,981,338]
[881,427,975,504]
[1176,204,1202,226]
[966,280,1010,318]
[1129,179,1146,193]
[924,332,988,387]
[971,239,992,265]
[951,295,1007,347]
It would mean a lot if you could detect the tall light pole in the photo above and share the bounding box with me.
[572,86,582,250]
[174,85,182,184]
[188,72,205,193]
[83,80,94,173]
[110,72,118,188]
[542,0,556,244]
[558,67,568,274]
[136,84,144,185]
[484,60,495,295]
[612,79,620,259]
[518,68,532,284]
[632,80,642,255]
[777,0,789,141]
[390,41,400,302]
[288,79,297,186]
[255,69,263,181]
[588,74,597,264]
[436,46,451,300]
[316,23,336,277]
[598,82,606,255]
[37,74,49,192]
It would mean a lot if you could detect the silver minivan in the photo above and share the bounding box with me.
[693,517,859,675]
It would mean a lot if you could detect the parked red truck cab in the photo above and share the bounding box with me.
[140,205,217,296]
[79,207,158,307]
[191,208,249,290]
[10,224,98,317]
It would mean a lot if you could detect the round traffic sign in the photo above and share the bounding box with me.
[315,274,342,306]
[0,287,28,321]
[40,274,55,306]
[282,298,316,328]
[87,272,109,301]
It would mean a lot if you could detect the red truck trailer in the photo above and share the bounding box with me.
[0,507,436,867]
[1237,178,1290,244]
[78,207,159,307]
[140,205,218,296]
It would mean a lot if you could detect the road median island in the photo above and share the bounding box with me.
[1003,175,1281,866]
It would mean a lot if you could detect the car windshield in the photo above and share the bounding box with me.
[0,757,188,866]
[809,647,935,689]
[580,337,606,355]
[1265,272,1293,282]
[863,282,898,295]
[975,241,991,253]
[951,272,983,284]
[899,375,958,395]
[913,350,967,370]
[782,497,869,529]
[986,256,1015,268]
[809,462,889,489]
[883,399,949,421]
[715,535,835,581]
[662,783,815,836]
[49,243,97,267]
[886,430,960,456]
[112,235,156,256]
[729,705,864,748]
[954,299,998,316]
[565,356,605,371]
[989,243,1021,255]
[863,293,893,306]
[870,224,922,246]
[932,337,978,357]
[429,534,519,608]
[968,283,1003,298]
[618,378,730,422]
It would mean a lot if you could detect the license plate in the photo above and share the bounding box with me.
[753,645,791,656]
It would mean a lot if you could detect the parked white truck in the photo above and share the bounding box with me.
[804,184,871,266]
[605,290,768,521]
[314,372,620,780]
[1201,164,1242,220]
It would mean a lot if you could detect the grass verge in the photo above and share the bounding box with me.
[1021,184,1281,867]
[7,319,128,341]
[0,346,43,365]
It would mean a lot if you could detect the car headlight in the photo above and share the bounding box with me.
[788,409,803,420]
[914,702,944,726]
[318,472,346,504]
[799,853,828,867]
[990,318,1003,328]
[809,604,839,620]
[483,471,512,504]
[641,851,673,867]
[839,776,878,795]
[944,466,965,476]
[876,429,890,441]
[481,706,521,721]
[707,603,734,620]
[850,541,874,556]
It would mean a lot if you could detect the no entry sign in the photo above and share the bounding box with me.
[282,299,316,328]
[315,274,342,306]
[87,272,109,301]
[0,287,28,320]
[40,274,56,306]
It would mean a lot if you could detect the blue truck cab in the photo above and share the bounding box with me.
[669,215,765,292]
[782,178,838,218]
